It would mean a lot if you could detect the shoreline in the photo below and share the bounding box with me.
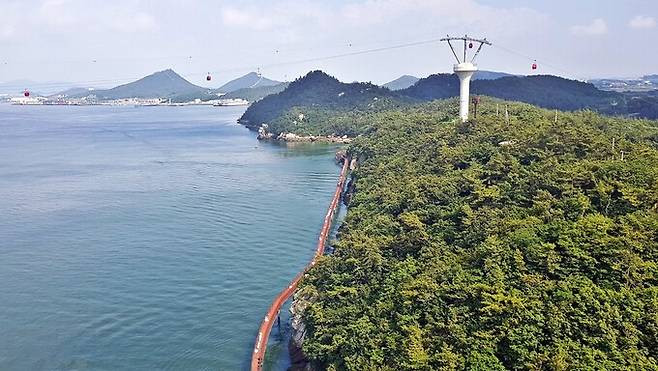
[256,124,352,143]
[250,154,351,370]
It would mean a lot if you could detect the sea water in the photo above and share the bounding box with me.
[0,104,341,370]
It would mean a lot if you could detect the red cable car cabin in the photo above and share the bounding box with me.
[532,62,538,70]
[468,42,473,48]
[23,90,30,97]
[206,73,212,81]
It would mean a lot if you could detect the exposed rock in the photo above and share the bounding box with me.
[274,132,352,143]
[343,157,359,205]
[335,149,348,164]
[256,124,273,140]
[289,290,316,371]
[343,175,356,206]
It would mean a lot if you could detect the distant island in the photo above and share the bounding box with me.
[3,70,288,106]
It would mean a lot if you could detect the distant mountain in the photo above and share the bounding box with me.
[223,82,289,102]
[401,74,636,115]
[642,74,658,83]
[383,75,419,90]
[473,70,513,80]
[382,71,512,91]
[216,72,280,93]
[50,87,97,97]
[239,71,406,129]
[75,69,207,99]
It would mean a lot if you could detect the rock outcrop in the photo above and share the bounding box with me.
[289,290,316,371]
[255,124,351,143]
[257,124,274,140]
[275,132,351,143]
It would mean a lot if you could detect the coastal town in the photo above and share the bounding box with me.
[3,94,249,107]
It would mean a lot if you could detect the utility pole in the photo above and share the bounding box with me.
[440,35,491,122]
[472,96,480,119]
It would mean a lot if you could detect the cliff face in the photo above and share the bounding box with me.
[289,291,315,371]
[341,157,358,206]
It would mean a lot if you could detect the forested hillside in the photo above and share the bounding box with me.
[401,74,633,116]
[240,72,658,133]
[238,71,411,131]
[298,99,658,370]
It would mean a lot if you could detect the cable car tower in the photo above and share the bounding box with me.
[440,35,491,122]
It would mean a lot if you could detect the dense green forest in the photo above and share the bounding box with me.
[296,99,658,370]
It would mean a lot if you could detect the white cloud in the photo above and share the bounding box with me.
[21,0,159,33]
[39,0,77,27]
[571,18,607,36]
[221,7,277,30]
[219,1,331,32]
[109,12,157,33]
[0,24,15,40]
[629,15,656,29]
[218,0,549,39]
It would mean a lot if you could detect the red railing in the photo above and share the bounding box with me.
[250,156,350,371]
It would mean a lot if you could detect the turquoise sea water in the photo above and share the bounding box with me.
[0,104,341,370]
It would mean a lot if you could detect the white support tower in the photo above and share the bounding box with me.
[440,35,491,122]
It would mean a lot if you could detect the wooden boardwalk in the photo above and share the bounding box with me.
[250,156,350,370]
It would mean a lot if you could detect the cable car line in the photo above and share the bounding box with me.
[490,42,583,80]
[8,35,585,94]
[6,37,448,92]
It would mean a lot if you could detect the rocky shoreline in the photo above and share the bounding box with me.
[257,124,352,143]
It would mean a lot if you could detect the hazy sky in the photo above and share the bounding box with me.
[0,0,656,88]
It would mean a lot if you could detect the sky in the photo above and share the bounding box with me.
[0,0,656,89]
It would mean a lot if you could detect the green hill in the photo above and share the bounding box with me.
[237,68,658,369]
[298,99,658,370]
[239,70,410,132]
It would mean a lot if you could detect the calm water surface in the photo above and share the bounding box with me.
[0,104,341,370]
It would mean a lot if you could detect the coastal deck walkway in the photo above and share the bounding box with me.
[250,155,351,371]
